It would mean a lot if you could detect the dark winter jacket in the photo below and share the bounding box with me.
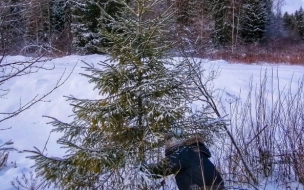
[146,136,224,190]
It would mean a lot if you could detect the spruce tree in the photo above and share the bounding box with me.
[48,0,73,53]
[240,0,268,43]
[210,0,231,47]
[70,0,102,54]
[70,0,125,54]
[283,12,296,32]
[28,0,187,189]
[295,7,304,39]
[50,0,66,34]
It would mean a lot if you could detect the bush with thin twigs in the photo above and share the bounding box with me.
[216,69,304,189]
[11,172,46,190]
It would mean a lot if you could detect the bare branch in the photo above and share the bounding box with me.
[0,62,76,123]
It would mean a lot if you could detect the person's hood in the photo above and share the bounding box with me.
[165,135,211,158]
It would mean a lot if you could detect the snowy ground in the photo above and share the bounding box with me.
[1,55,304,190]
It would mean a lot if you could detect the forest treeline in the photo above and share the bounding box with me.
[1,0,304,57]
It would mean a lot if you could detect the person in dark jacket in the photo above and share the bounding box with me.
[143,133,224,190]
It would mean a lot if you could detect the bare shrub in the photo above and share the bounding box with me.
[11,172,46,190]
[0,138,13,169]
[220,68,304,188]
[274,75,304,185]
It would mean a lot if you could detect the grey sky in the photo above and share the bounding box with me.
[282,0,304,13]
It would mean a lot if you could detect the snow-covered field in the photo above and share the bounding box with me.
[1,55,304,190]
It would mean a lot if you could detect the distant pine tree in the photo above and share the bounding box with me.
[211,0,231,47]
[28,0,188,189]
[70,0,102,54]
[283,12,296,31]
[50,0,66,33]
[240,0,268,43]
[295,7,304,39]
[70,0,125,54]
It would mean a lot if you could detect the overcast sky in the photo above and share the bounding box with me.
[282,0,304,13]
